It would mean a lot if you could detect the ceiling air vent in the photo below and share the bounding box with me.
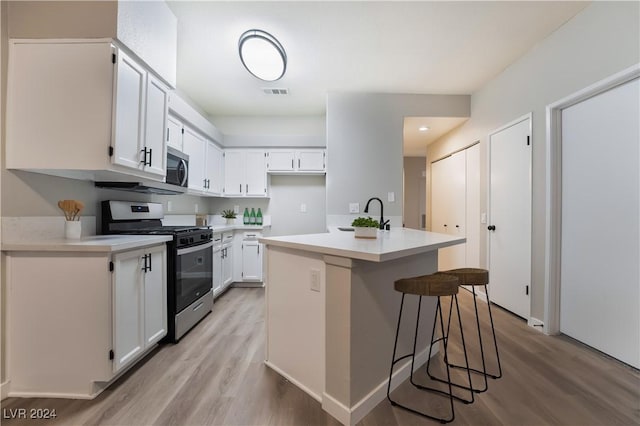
[263,88,289,95]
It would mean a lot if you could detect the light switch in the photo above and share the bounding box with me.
[349,203,360,213]
[481,213,487,224]
[310,269,321,292]
[195,203,199,213]
[388,192,395,203]
[300,203,307,213]
[167,201,173,212]
[234,205,240,214]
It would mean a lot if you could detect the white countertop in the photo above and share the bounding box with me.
[259,227,465,262]
[2,235,173,253]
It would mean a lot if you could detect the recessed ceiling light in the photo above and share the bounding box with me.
[238,29,287,82]
[418,126,430,132]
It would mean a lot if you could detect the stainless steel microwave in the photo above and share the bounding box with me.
[166,146,189,188]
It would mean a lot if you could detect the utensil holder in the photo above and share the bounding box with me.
[65,220,81,239]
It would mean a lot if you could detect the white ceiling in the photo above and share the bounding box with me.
[403,116,469,156]
[168,1,588,118]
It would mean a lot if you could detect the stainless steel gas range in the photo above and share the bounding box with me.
[101,200,213,342]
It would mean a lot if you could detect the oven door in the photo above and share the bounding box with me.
[175,241,213,312]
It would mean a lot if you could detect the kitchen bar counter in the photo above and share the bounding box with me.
[1,234,173,253]
[260,228,464,425]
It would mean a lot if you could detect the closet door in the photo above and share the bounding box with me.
[560,78,639,368]
[431,151,466,271]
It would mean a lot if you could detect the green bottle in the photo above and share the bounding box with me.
[243,208,250,225]
[250,208,256,225]
[256,208,263,226]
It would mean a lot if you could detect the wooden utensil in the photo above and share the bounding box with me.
[58,199,84,221]
[72,200,85,221]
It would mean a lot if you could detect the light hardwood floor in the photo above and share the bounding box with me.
[2,287,638,425]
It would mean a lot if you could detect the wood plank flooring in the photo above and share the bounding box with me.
[2,287,638,425]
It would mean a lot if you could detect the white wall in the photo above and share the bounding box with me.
[427,1,640,321]
[326,93,469,225]
[212,115,325,148]
[268,175,326,236]
[403,157,426,229]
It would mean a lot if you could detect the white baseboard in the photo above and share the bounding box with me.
[528,317,545,332]
[264,360,322,402]
[322,343,439,426]
[1,380,10,400]
[460,285,488,302]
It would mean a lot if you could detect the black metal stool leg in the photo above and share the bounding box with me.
[388,295,457,423]
[484,284,503,379]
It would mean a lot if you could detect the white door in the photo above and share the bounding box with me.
[488,117,531,319]
[431,151,466,270]
[224,150,244,196]
[112,249,144,372]
[167,115,183,151]
[113,50,146,171]
[245,151,267,196]
[297,150,325,171]
[183,127,205,192]
[560,78,639,368]
[143,246,167,346]
[143,75,168,177]
[465,144,481,268]
[268,150,295,171]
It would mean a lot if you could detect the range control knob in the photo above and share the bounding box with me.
[201,234,207,240]
[189,237,194,243]
[180,238,188,244]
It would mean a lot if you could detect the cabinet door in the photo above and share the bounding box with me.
[143,75,168,177]
[267,150,295,171]
[167,115,183,151]
[205,141,223,195]
[113,49,146,171]
[245,151,267,196]
[183,127,206,192]
[224,150,244,196]
[223,243,234,287]
[242,240,263,281]
[297,150,325,171]
[112,249,145,373]
[144,245,167,347]
[212,246,223,296]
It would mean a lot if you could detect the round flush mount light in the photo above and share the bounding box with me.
[418,126,430,132]
[238,29,287,81]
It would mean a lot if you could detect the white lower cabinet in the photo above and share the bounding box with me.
[112,245,167,373]
[212,235,223,296]
[5,242,168,398]
[242,239,263,282]
[222,232,234,287]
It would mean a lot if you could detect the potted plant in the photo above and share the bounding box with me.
[222,209,237,225]
[351,217,380,239]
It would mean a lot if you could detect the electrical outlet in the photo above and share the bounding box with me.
[234,205,240,214]
[481,212,487,224]
[167,201,173,212]
[349,203,360,213]
[310,269,321,292]
[388,192,395,203]
[300,203,307,213]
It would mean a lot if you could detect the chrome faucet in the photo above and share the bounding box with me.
[364,197,389,230]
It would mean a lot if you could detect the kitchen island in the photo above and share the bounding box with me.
[259,228,464,425]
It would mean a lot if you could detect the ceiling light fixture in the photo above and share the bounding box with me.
[238,29,287,82]
[418,126,430,132]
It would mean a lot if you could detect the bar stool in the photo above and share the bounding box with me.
[430,268,502,394]
[387,273,473,424]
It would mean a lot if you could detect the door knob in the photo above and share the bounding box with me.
[487,225,496,231]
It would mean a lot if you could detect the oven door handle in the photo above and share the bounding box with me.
[177,241,214,256]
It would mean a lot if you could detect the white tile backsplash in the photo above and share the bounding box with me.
[1,216,97,241]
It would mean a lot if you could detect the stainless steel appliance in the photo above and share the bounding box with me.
[166,146,189,188]
[102,200,213,342]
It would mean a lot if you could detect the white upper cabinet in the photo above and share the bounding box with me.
[6,40,168,181]
[267,149,326,173]
[166,115,183,151]
[182,127,207,192]
[267,150,296,171]
[224,150,268,197]
[182,125,224,196]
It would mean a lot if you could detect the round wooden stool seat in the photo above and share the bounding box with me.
[438,268,489,286]
[394,273,459,297]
